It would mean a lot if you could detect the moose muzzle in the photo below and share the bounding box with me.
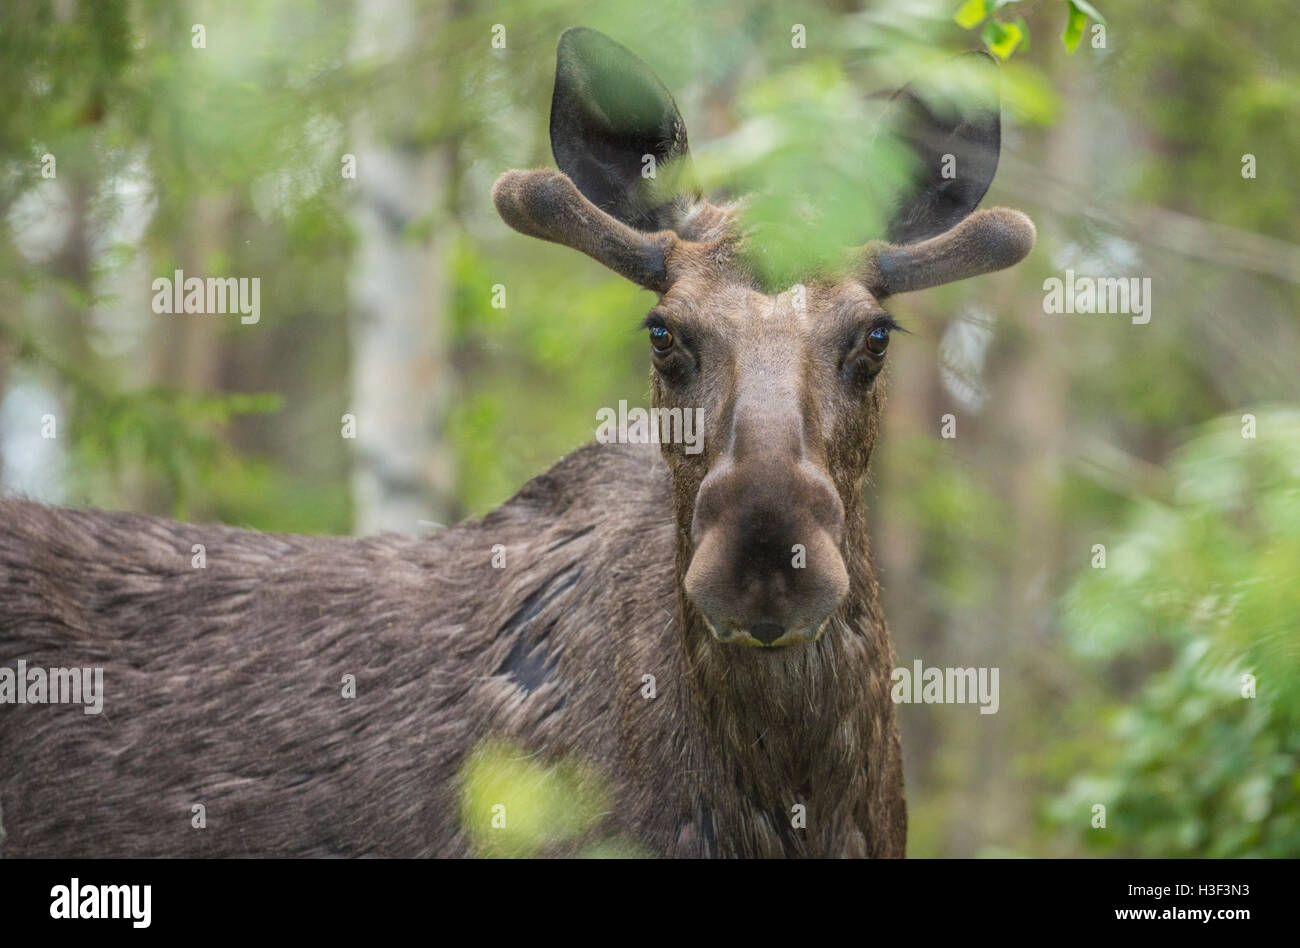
[685,451,848,648]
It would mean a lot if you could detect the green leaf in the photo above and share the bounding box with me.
[954,0,989,30]
[1070,0,1108,26]
[983,19,1025,60]
[1014,16,1030,52]
[1062,2,1088,52]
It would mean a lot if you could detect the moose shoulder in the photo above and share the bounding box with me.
[0,28,1033,858]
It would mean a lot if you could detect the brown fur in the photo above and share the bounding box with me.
[0,439,901,857]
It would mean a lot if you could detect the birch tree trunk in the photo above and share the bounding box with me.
[348,0,454,535]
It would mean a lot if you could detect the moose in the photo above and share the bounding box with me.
[0,28,1033,857]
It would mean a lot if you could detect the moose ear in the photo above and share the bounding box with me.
[884,53,1002,245]
[550,27,695,232]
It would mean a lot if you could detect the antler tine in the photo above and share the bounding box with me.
[492,169,679,293]
[859,206,1036,298]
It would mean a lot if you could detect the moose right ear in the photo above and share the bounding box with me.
[550,28,696,232]
[883,52,1003,245]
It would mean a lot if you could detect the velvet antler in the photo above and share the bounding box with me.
[860,206,1035,298]
[492,169,678,293]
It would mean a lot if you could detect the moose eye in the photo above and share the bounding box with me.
[649,326,674,353]
[865,326,890,356]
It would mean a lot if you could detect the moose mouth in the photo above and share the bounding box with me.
[701,614,832,649]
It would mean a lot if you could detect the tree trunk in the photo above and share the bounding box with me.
[347,0,454,535]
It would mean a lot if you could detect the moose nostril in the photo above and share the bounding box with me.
[750,621,785,645]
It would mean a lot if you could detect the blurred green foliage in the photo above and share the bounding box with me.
[459,737,645,857]
[1053,410,1300,856]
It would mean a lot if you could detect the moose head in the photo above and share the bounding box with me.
[494,28,1035,649]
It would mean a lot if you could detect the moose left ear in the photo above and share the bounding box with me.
[550,27,696,232]
[884,52,1002,245]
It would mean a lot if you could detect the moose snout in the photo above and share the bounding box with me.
[684,458,849,648]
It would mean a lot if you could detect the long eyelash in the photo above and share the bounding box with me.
[873,313,908,335]
[638,312,668,332]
